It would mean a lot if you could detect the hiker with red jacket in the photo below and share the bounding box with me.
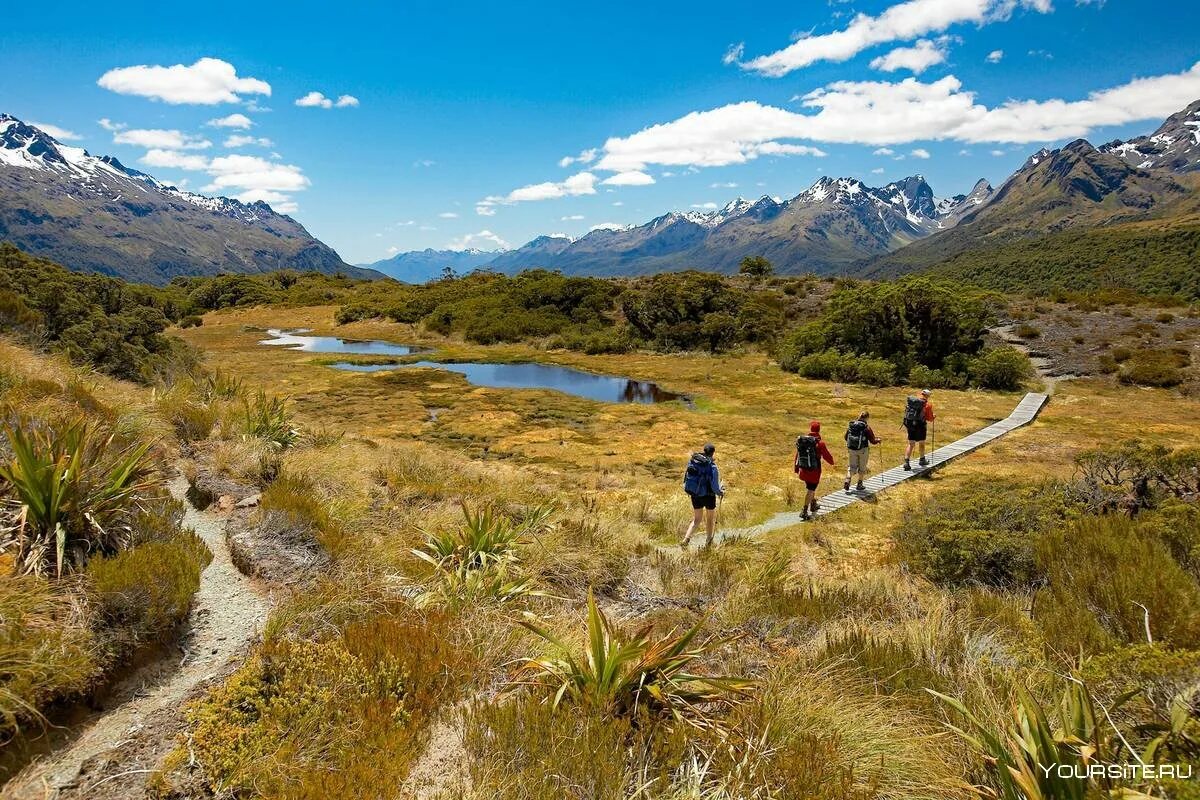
[843,410,881,492]
[903,389,935,470]
[794,421,834,521]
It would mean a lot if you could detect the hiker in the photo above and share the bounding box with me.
[902,389,935,470]
[794,421,834,521]
[843,410,881,492]
[680,443,724,549]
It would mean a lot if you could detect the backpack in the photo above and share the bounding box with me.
[846,420,870,451]
[683,453,715,496]
[903,396,926,427]
[795,435,820,470]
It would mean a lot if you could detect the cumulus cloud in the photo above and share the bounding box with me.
[447,230,510,250]
[601,170,656,186]
[986,49,1004,63]
[477,171,597,214]
[741,0,1051,76]
[114,128,211,150]
[295,91,359,109]
[590,61,1200,175]
[558,148,598,168]
[97,118,125,132]
[873,147,896,155]
[97,57,270,104]
[869,39,948,73]
[30,122,81,141]
[207,113,253,129]
[224,134,273,148]
[911,147,931,158]
[203,154,310,195]
[140,149,210,171]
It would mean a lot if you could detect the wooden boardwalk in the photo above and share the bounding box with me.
[712,392,1050,543]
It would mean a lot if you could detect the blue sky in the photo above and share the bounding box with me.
[3,0,1199,264]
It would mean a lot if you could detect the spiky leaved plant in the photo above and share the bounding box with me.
[0,420,158,576]
[516,590,753,729]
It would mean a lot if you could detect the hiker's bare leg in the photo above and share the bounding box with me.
[919,442,926,458]
[804,489,816,514]
[703,508,716,546]
[681,508,703,546]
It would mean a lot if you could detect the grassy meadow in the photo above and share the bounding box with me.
[2,283,1198,799]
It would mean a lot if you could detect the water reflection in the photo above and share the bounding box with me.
[259,328,423,357]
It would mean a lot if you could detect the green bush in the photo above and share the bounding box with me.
[1014,323,1040,339]
[1138,502,1200,578]
[86,530,212,656]
[786,349,896,386]
[968,346,1033,390]
[907,363,967,390]
[1034,515,1200,653]
[893,476,1068,588]
[178,315,203,328]
[1119,348,1188,387]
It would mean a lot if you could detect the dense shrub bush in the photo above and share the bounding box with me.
[968,346,1034,390]
[1034,515,1200,653]
[1118,348,1189,387]
[893,476,1069,588]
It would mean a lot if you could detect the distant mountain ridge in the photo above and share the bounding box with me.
[363,247,500,283]
[383,174,994,279]
[0,114,376,285]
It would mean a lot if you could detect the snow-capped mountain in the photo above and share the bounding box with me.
[363,247,501,283]
[0,114,369,284]
[481,174,993,276]
[1099,99,1200,173]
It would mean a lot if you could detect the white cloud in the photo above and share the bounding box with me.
[990,149,1006,155]
[413,159,436,168]
[869,39,948,74]
[711,181,739,188]
[203,154,310,194]
[742,0,1051,76]
[113,128,211,150]
[447,230,510,250]
[98,118,125,132]
[722,42,745,65]
[911,147,931,158]
[140,149,210,171]
[387,246,401,255]
[97,57,270,104]
[224,134,273,148]
[234,189,298,213]
[477,171,598,214]
[871,167,886,173]
[561,214,585,220]
[986,49,1004,63]
[873,147,896,155]
[207,113,253,129]
[612,201,624,207]
[691,202,719,209]
[591,61,1200,174]
[558,148,598,168]
[601,170,656,187]
[295,91,359,109]
[30,122,81,141]
[438,212,459,218]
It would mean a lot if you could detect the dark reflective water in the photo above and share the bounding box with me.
[329,360,681,404]
[259,328,423,356]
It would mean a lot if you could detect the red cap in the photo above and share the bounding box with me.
[810,420,821,433]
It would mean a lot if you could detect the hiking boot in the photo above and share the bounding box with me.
[856,481,865,492]
[810,499,820,513]
[678,535,690,550]
[800,510,811,521]
[843,477,851,491]
[903,459,911,471]
[919,456,928,467]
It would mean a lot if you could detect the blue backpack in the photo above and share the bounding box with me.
[683,453,715,496]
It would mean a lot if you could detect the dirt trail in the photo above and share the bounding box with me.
[4,473,272,800]
[994,323,1079,396]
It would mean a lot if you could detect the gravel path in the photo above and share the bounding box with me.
[4,473,272,800]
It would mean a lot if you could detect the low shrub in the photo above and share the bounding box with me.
[785,349,896,387]
[1034,515,1200,654]
[240,390,300,450]
[178,315,203,328]
[86,530,211,656]
[0,575,99,737]
[968,346,1033,390]
[1119,348,1189,387]
[261,473,345,556]
[893,476,1068,588]
[1014,323,1040,339]
[907,364,967,390]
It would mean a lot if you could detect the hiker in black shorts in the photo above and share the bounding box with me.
[680,443,724,549]
[903,389,935,470]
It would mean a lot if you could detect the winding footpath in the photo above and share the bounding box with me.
[5,474,271,800]
[712,391,1050,543]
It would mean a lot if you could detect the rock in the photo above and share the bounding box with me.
[235,493,262,509]
[225,508,331,587]
[186,464,257,511]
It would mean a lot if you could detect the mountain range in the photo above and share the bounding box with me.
[0,114,375,285]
